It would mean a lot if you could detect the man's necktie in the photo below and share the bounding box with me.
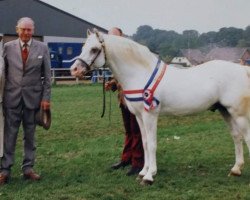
[21,43,28,68]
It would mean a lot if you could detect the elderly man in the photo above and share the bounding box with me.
[0,17,51,185]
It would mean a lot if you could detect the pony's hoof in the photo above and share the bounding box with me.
[140,179,153,186]
[228,170,241,177]
[136,175,143,181]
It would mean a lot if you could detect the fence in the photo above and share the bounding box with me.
[51,68,113,84]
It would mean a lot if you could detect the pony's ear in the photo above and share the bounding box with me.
[93,28,104,42]
[93,28,99,36]
[97,32,104,42]
[87,29,92,37]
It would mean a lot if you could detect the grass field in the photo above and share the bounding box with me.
[1,84,250,200]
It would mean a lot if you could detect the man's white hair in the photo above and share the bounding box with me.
[17,17,35,27]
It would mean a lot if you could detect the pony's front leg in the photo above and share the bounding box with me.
[141,114,158,184]
[135,116,149,178]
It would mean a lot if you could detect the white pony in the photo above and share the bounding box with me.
[71,29,250,185]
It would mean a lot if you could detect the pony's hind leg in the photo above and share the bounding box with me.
[230,114,250,176]
[228,120,244,176]
[227,93,250,176]
[218,106,244,176]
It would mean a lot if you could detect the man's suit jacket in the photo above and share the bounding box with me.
[3,39,51,109]
[0,56,4,157]
[0,56,4,103]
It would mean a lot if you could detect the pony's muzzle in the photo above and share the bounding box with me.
[70,66,84,78]
[70,60,88,78]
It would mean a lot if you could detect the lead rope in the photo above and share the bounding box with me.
[101,69,106,118]
[109,89,112,123]
[94,32,108,119]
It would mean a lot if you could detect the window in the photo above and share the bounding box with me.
[58,47,63,54]
[67,47,73,55]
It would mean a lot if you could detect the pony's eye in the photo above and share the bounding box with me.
[91,47,99,54]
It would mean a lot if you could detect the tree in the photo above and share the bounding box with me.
[182,30,200,49]
[131,24,248,60]
[215,27,243,46]
[198,31,217,46]
[132,25,154,42]
[241,26,250,47]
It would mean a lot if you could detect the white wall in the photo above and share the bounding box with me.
[43,36,86,44]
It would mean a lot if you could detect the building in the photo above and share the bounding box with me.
[179,49,205,66]
[170,57,192,67]
[0,0,108,69]
[0,0,107,44]
[172,47,250,67]
[204,47,250,65]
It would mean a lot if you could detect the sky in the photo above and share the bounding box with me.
[41,0,250,36]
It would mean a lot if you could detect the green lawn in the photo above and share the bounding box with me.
[1,84,250,200]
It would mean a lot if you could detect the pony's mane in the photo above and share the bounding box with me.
[103,34,156,68]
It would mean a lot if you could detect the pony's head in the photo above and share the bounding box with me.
[70,29,106,78]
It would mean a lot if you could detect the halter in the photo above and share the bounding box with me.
[76,32,107,72]
[123,58,167,111]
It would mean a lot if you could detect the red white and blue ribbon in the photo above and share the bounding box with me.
[123,58,167,111]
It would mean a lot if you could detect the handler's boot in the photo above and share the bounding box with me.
[111,160,130,170]
[23,170,41,181]
[0,172,9,185]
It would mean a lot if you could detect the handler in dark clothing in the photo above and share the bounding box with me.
[106,27,144,176]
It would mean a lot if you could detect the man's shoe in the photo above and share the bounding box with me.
[111,161,130,170]
[23,170,41,181]
[126,167,142,176]
[0,173,9,185]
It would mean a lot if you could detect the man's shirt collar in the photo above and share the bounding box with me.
[19,39,32,47]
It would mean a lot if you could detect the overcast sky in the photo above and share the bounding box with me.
[41,0,250,35]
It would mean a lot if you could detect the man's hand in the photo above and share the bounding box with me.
[105,81,112,91]
[105,79,118,91]
[41,100,50,110]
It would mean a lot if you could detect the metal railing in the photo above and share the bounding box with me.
[50,68,113,84]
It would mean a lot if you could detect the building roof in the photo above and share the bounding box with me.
[204,47,248,63]
[0,0,107,38]
[179,49,205,65]
[178,47,250,66]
